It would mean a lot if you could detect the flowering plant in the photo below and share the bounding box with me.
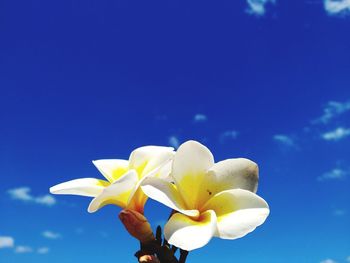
[50,140,269,262]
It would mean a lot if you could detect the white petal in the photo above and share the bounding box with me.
[156,160,173,181]
[141,177,199,217]
[49,178,109,197]
[164,210,217,251]
[202,189,269,240]
[88,170,138,213]
[126,158,173,207]
[129,146,174,177]
[171,140,214,209]
[126,158,174,213]
[205,158,259,196]
[92,159,129,183]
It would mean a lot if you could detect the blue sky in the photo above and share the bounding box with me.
[1,0,350,262]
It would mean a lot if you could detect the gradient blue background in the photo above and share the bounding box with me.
[1,0,350,262]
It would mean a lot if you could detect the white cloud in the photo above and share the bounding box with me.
[35,195,56,206]
[15,246,33,254]
[193,114,207,122]
[7,187,56,206]
[1,235,50,255]
[37,247,50,254]
[313,100,350,124]
[168,136,180,148]
[220,130,239,142]
[320,259,337,263]
[246,0,275,16]
[0,236,14,249]
[346,256,350,262]
[325,0,350,15]
[273,134,295,147]
[318,167,349,181]
[322,127,350,141]
[7,187,32,201]
[333,209,346,216]
[42,231,61,240]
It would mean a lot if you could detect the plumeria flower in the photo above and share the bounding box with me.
[50,146,174,214]
[141,140,269,251]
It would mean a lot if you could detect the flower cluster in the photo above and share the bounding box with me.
[50,140,269,253]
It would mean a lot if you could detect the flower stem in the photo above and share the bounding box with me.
[179,250,188,263]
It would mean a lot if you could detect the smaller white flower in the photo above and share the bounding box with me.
[50,146,174,213]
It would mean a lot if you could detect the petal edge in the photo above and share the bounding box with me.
[50,178,109,197]
[202,189,269,240]
[164,210,217,251]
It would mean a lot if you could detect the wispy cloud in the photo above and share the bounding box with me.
[246,0,275,16]
[313,100,350,124]
[168,136,180,148]
[320,259,337,263]
[333,209,346,216]
[193,114,207,123]
[7,187,56,206]
[318,167,349,181]
[0,236,14,249]
[321,127,350,141]
[219,130,239,143]
[35,195,56,206]
[1,235,49,255]
[324,0,350,15]
[15,246,33,254]
[7,187,32,201]
[273,134,296,147]
[42,231,61,240]
[346,256,350,262]
[37,247,50,254]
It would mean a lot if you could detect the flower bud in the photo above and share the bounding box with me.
[139,255,160,263]
[119,209,155,243]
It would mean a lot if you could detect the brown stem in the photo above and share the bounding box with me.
[135,240,179,263]
[134,210,190,263]
[179,250,188,263]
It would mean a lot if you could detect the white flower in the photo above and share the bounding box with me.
[50,146,174,213]
[141,140,269,251]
